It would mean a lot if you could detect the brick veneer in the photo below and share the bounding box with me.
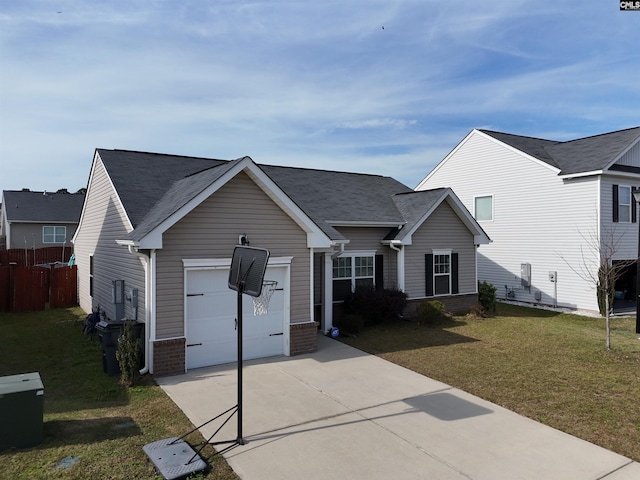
[290,321,319,356]
[153,338,186,377]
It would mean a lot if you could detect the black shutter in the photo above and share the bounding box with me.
[425,254,433,297]
[451,253,459,295]
[633,187,637,223]
[375,255,384,290]
[613,184,619,223]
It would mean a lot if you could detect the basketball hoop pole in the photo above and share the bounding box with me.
[236,282,245,445]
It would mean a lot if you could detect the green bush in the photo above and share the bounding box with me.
[334,313,365,334]
[415,300,449,324]
[478,281,497,313]
[344,286,407,325]
[116,320,141,387]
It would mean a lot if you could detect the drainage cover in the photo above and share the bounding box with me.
[143,437,207,480]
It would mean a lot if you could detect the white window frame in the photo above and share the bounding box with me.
[432,249,451,296]
[332,251,376,300]
[618,185,631,223]
[474,194,493,222]
[43,225,66,244]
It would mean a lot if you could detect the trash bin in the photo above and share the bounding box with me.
[0,372,44,451]
[96,320,144,376]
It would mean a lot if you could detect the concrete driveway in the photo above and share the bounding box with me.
[157,335,639,480]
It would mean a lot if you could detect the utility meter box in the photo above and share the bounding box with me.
[0,372,44,451]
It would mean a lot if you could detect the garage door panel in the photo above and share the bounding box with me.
[186,265,286,369]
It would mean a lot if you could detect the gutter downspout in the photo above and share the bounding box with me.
[331,242,345,259]
[128,245,150,375]
[389,241,404,292]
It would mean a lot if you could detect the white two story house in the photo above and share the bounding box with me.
[417,126,640,315]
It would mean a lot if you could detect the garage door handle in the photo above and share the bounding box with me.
[187,343,203,347]
[187,293,204,297]
[269,332,283,336]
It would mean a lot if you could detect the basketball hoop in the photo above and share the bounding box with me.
[253,280,278,315]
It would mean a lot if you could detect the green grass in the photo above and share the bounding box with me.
[338,303,640,462]
[0,308,239,480]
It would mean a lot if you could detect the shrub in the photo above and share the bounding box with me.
[334,313,365,334]
[116,320,141,387]
[415,300,449,324]
[344,286,407,325]
[467,302,486,319]
[478,281,497,313]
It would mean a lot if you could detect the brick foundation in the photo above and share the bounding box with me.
[405,293,478,317]
[290,321,319,356]
[153,338,186,377]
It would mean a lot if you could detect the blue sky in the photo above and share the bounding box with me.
[1,1,638,193]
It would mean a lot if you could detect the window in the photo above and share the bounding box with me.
[614,185,632,223]
[618,185,631,223]
[426,251,459,297]
[89,255,94,297]
[474,195,493,221]
[43,225,66,243]
[433,251,451,295]
[332,254,375,301]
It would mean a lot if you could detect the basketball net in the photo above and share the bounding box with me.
[253,280,278,315]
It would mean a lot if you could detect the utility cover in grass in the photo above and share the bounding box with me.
[55,457,80,469]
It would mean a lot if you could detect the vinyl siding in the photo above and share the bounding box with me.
[599,175,639,260]
[615,140,640,167]
[155,172,310,339]
[73,157,146,321]
[7,222,78,250]
[404,202,475,299]
[419,131,607,313]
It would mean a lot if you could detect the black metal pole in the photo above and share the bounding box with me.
[237,285,245,445]
[636,220,640,334]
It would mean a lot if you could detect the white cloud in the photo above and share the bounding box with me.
[1,0,638,193]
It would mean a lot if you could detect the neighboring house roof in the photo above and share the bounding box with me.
[480,126,640,176]
[2,190,85,223]
[88,149,488,249]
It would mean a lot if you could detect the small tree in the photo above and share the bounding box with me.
[561,223,636,350]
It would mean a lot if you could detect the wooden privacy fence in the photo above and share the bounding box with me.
[0,246,73,267]
[0,264,77,312]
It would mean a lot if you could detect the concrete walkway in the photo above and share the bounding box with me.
[158,335,640,480]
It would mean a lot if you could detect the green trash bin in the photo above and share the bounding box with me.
[0,372,44,451]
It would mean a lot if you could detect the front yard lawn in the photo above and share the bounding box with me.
[0,308,239,480]
[338,302,640,462]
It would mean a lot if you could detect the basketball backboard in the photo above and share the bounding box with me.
[228,246,270,297]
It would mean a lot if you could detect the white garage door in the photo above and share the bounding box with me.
[186,265,287,369]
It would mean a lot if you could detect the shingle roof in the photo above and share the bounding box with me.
[480,126,640,175]
[261,165,412,239]
[97,149,227,228]
[95,149,414,242]
[387,188,449,241]
[2,190,85,223]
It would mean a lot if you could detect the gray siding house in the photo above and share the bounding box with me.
[73,149,489,376]
[1,190,84,251]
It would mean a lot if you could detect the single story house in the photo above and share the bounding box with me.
[73,149,490,376]
[1,190,85,251]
